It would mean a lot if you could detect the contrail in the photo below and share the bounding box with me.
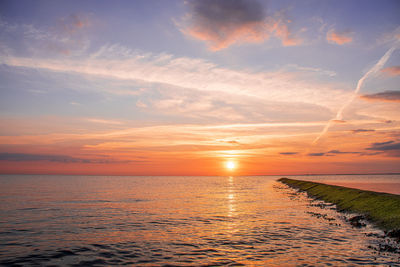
[313,46,397,144]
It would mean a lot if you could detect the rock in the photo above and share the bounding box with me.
[387,229,400,240]
[349,215,366,228]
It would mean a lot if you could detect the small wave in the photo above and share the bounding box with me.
[71,258,107,266]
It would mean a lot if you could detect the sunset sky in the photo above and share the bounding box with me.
[0,0,399,175]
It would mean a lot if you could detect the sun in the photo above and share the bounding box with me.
[225,161,236,171]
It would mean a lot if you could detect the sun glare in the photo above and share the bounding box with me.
[226,161,236,171]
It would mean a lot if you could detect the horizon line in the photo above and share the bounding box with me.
[1,172,399,177]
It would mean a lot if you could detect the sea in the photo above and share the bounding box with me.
[0,174,399,266]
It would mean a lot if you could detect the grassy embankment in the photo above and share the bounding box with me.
[278,178,400,232]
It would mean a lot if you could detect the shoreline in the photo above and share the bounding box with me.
[278,178,400,236]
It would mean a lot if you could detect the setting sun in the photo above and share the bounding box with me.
[1,1,400,266]
[226,161,236,171]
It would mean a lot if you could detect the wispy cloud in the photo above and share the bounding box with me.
[1,44,349,116]
[0,113,397,174]
[326,29,353,45]
[180,0,302,50]
[313,46,397,144]
[280,152,298,155]
[370,140,395,147]
[0,152,131,163]
[381,66,400,76]
[308,152,325,156]
[351,129,375,134]
[284,64,336,77]
[307,150,361,157]
[85,118,124,125]
[366,140,400,157]
[377,26,400,46]
[327,150,360,155]
[0,14,90,56]
[360,90,400,102]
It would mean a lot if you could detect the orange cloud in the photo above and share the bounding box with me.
[1,114,399,176]
[326,29,353,45]
[182,0,301,50]
[381,66,400,76]
[274,22,303,46]
[186,21,268,51]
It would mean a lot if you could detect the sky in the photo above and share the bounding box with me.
[0,0,399,176]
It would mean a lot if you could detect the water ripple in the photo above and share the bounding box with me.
[0,175,399,266]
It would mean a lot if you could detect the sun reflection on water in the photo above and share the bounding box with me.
[227,176,236,218]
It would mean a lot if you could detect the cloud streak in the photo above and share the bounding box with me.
[351,129,375,134]
[327,150,360,155]
[280,152,298,155]
[366,141,400,157]
[181,0,301,50]
[313,45,398,144]
[307,150,362,157]
[361,90,400,102]
[1,44,349,114]
[308,152,325,156]
[0,152,131,163]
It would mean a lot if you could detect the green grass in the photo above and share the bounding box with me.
[278,178,400,231]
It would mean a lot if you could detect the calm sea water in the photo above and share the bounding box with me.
[0,174,399,266]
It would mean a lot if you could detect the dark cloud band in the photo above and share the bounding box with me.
[360,90,400,102]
